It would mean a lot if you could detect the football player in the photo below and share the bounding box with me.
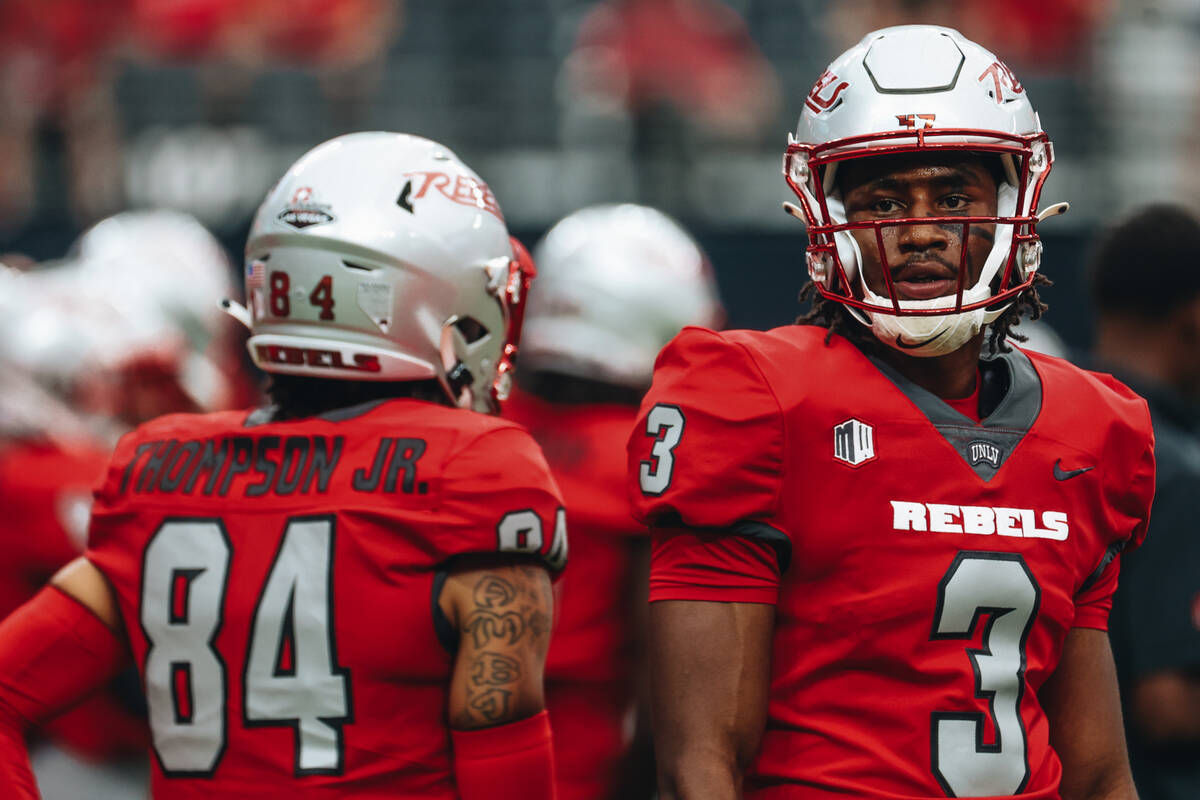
[629,26,1152,799]
[504,204,723,799]
[0,133,566,799]
[0,268,151,778]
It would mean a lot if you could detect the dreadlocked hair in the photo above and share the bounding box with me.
[796,272,1053,354]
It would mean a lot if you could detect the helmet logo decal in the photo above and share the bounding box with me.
[278,186,335,229]
[396,180,414,213]
[255,343,381,373]
[833,418,876,467]
[805,70,850,114]
[896,113,936,130]
[356,282,393,334]
[978,61,1024,104]
[402,171,504,221]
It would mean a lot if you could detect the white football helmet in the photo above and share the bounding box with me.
[783,25,1066,356]
[523,204,723,390]
[233,132,533,414]
[72,210,238,412]
[0,267,96,442]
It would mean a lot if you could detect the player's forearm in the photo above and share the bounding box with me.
[657,747,744,800]
[445,561,554,729]
[1059,771,1138,800]
[1131,671,1200,746]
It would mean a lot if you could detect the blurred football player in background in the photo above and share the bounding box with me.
[0,133,564,798]
[0,267,150,798]
[504,204,723,800]
[0,210,246,797]
[0,210,251,444]
[1092,204,1200,800]
[631,26,1151,799]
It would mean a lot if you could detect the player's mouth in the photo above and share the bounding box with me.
[891,260,959,301]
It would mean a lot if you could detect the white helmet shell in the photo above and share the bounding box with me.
[242,132,531,414]
[73,210,237,411]
[523,204,723,390]
[784,25,1057,356]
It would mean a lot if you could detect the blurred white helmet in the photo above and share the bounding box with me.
[522,204,723,389]
[73,209,238,412]
[783,25,1065,356]
[0,265,121,440]
[236,132,533,414]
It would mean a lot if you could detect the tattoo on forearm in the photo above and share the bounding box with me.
[464,611,525,648]
[473,575,517,609]
[471,652,522,686]
[528,609,550,639]
[468,688,512,722]
[453,567,553,728]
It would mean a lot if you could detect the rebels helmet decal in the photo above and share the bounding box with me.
[805,70,850,115]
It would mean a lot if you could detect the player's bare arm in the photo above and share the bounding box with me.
[1128,671,1200,746]
[440,556,554,729]
[1041,628,1138,800]
[49,556,124,632]
[650,598,774,800]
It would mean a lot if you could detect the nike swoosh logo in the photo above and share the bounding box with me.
[1053,459,1094,481]
[894,329,948,350]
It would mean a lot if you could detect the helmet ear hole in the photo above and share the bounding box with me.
[453,316,490,344]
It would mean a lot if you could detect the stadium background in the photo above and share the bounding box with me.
[3,0,1199,353]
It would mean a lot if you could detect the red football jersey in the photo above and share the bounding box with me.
[85,398,566,799]
[0,437,151,759]
[504,388,641,799]
[628,326,1155,799]
[0,439,105,616]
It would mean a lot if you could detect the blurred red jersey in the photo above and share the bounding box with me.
[629,326,1155,799]
[0,438,105,616]
[85,398,565,799]
[0,436,150,759]
[505,388,641,800]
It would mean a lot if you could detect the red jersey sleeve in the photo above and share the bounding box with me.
[627,327,789,575]
[1073,414,1155,630]
[438,425,568,572]
[649,529,781,605]
[85,429,146,573]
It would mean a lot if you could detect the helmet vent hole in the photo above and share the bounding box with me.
[453,316,489,344]
[341,260,376,272]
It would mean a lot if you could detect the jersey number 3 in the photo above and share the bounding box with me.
[140,517,351,777]
[932,551,1039,797]
[639,404,685,496]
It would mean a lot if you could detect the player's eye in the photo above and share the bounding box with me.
[870,198,903,214]
[942,194,972,211]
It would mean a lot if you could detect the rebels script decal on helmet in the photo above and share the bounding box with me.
[978,60,1023,104]
[278,186,335,229]
[891,500,1068,541]
[833,418,875,467]
[805,70,849,114]
[402,171,504,221]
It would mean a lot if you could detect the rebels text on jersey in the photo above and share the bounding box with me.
[86,398,566,799]
[627,325,1154,800]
